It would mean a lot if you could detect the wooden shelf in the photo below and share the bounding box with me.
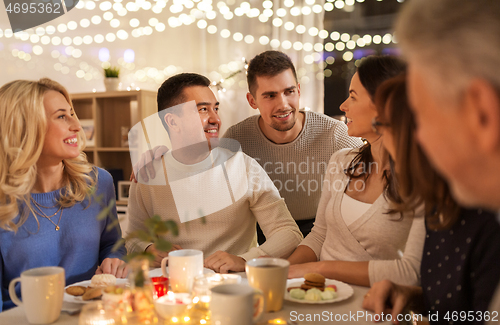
[72,90,157,203]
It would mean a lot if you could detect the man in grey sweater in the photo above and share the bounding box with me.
[224,51,363,242]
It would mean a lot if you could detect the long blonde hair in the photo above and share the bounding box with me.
[0,78,97,231]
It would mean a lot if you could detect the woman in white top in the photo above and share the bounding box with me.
[287,56,426,287]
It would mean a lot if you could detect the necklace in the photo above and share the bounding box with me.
[30,198,64,231]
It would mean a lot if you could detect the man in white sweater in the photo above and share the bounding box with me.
[125,73,302,273]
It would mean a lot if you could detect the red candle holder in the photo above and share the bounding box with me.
[151,276,169,299]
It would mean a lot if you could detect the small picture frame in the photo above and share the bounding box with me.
[80,119,95,147]
[121,126,129,148]
[117,181,132,202]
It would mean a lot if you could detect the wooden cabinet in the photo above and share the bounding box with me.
[70,90,157,204]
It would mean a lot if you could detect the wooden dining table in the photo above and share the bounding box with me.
[0,271,395,325]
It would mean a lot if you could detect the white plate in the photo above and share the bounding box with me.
[65,268,215,304]
[64,278,129,304]
[149,267,215,278]
[284,278,354,304]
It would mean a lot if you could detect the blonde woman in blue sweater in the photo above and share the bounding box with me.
[0,78,127,312]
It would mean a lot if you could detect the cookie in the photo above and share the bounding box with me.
[82,287,103,301]
[90,274,116,288]
[301,284,325,291]
[304,273,325,284]
[65,286,86,296]
[304,280,325,287]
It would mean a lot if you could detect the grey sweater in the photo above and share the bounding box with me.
[223,111,363,221]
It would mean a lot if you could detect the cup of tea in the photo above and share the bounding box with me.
[245,258,289,312]
[191,273,242,314]
[161,249,203,293]
[210,284,264,325]
[9,266,65,324]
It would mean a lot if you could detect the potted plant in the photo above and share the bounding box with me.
[104,66,121,91]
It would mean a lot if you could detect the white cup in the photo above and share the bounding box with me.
[245,258,289,312]
[210,284,264,325]
[9,266,65,324]
[161,249,203,293]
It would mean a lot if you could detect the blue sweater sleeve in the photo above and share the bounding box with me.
[96,168,127,262]
[1,250,3,312]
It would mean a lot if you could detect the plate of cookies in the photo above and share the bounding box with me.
[285,273,353,304]
[64,274,128,304]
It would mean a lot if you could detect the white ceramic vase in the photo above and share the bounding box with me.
[104,77,120,91]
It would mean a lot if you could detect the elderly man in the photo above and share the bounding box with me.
[125,73,302,273]
[361,0,500,322]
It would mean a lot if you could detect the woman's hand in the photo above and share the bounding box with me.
[96,258,129,278]
[362,279,423,324]
[287,262,318,279]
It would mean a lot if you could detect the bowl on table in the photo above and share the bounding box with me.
[154,292,192,319]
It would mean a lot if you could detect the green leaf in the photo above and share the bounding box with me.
[165,220,179,236]
[107,198,116,212]
[154,223,169,235]
[144,217,158,230]
[154,238,173,252]
[104,67,120,78]
[136,230,152,242]
[126,230,152,242]
[111,238,125,253]
[87,186,97,196]
[106,218,120,232]
[96,206,111,221]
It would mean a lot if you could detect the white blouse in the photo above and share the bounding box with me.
[341,193,372,227]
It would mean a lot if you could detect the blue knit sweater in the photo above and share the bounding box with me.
[0,167,127,312]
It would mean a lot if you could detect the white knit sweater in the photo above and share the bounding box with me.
[125,147,303,261]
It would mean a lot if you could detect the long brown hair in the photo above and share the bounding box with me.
[344,56,406,208]
[375,75,460,229]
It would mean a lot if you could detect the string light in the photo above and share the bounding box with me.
[1,0,400,85]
